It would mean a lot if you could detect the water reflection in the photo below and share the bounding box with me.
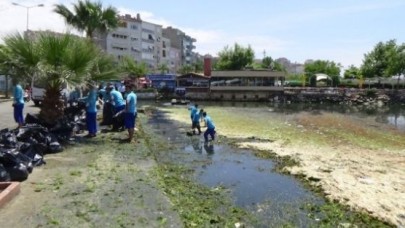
[190,136,203,153]
[203,142,215,154]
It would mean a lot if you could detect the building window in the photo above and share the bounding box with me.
[131,37,138,41]
[131,25,138,30]
[162,50,166,57]
[162,41,166,48]
[112,34,128,39]
[112,46,127,51]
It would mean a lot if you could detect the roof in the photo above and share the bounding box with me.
[177,73,210,80]
[211,70,285,78]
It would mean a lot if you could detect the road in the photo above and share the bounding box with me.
[0,100,40,129]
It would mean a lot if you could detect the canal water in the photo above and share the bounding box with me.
[146,102,405,227]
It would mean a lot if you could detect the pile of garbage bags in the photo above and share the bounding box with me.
[0,101,87,182]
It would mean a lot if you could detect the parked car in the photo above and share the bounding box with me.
[31,81,71,106]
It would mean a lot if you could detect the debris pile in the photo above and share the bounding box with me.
[0,102,86,182]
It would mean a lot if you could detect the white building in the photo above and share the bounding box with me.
[96,14,198,74]
[98,14,163,71]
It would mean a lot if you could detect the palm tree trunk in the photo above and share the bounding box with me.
[39,85,65,126]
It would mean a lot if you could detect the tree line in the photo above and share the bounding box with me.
[213,40,405,88]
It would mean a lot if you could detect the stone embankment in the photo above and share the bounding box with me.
[283,88,405,106]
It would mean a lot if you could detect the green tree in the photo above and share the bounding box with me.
[304,60,341,87]
[90,54,118,82]
[304,60,341,76]
[157,63,169,74]
[272,61,286,72]
[0,44,24,98]
[361,40,397,78]
[261,56,273,69]
[54,0,119,40]
[119,56,148,79]
[216,43,254,70]
[193,59,204,73]
[344,65,361,79]
[1,34,41,86]
[4,33,112,125]
[386,42,405,88]
[178,65,194,74]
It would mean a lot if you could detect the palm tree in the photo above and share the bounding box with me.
[1,35,41,98]
[3,33,116,125]
[0,45,14,98]
[54,0,119,40]
[119,56,148,80]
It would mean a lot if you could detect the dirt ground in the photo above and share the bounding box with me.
[164,106,405,227]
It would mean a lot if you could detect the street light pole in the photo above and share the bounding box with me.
[11,2,44,31]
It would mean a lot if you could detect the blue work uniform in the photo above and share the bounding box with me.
[125,91,137,129]
[86,89,98,135]
[13,84,24,125]
[204,115,216,142]
[110,89,125,113]
[190,106,198,120]
[192,110,202,134]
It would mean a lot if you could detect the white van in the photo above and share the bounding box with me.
[31,80,71,106]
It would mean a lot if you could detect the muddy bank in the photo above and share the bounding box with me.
[163,104,405,227]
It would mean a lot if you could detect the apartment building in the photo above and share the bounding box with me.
[97,14,197,74]
[140,20,162,70]
[97,14,161,71]
[162,26,197,66]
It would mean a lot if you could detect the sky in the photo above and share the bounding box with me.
[1,0,404,70]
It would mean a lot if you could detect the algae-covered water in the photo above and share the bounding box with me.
[148,106,323,227]
[147,101,402,227]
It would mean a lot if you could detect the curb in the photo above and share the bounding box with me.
[0,99,12,103]
[0,182,21,209]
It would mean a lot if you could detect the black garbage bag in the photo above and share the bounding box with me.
[16,124,48,142]
[0,150,30,181]
[0,163,11,182]
[0,148,33,174]
[48,141,63,154]
[16,124,63,154]
[112,110,125,131]
[5,163,29,182]
[49,118,75,141]
[25,113,43,125]
[0,129,18,149]
[101,102,115,126]
[43,133,63,153]
[64,100,86,121]
[19,142,46,167]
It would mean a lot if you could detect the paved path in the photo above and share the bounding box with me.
[0,100,40,129]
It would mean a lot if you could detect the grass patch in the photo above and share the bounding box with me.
[152,164,254,227]
[302,201,394,227]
